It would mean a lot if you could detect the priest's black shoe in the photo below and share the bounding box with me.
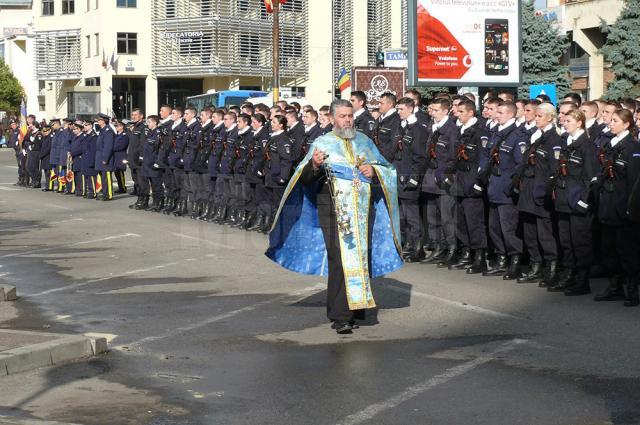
[334,322,353,334]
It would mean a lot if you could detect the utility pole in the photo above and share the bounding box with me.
[272,1,280,104]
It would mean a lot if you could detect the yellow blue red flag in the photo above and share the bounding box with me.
[338,68,351,93]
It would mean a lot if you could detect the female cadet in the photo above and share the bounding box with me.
[264,115,293,233]
[595,109,640,307]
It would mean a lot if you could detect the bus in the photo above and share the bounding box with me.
[186,90,267,111]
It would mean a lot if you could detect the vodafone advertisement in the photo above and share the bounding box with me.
[410,0,521,86]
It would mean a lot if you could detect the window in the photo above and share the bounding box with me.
[281,0,302,12]
[117,0,136,7]
[238,0,250,12]
[117,32,137,54]
[62,0,75,14]
[86,35,91,57]
[166,0,176,18]
[42,0,54,15]
[84,77,100,86]
[94,33,99,56]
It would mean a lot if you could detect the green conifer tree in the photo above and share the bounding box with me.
[602,0,640,99]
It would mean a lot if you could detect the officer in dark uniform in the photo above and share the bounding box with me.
[81,121,98,198]
[350,90,376,140]
[231,113,254,228]
[165,107,187,215]
[113,120,130,194]
[546,109,598,295]
[593,102,618,149]
[177,106,202,218]
[193,107,214,219]
[48,119,63,191]
[94,113,116,201]
[68,121,85,196]
[286,110,305,165]
[140,115,164,211]
[405,89,431,128]
[247,114,270,232]
[515,103,561,285]
[58,118,74,193]
[375,93,401,162]
[154,105,173,212]
[594,109,640,306]
[393,97,429,262]
[215,112,239,224]
[580,101,604,144]
[207,110,226,222]
[27,123,44,188]
[126,109,146,206]
[447,99,491,274]
[40,122,53,191]
[300,109,324,163]
[8,120,23,186]
[264,115,293,232]
[422,98,459,267]
[483,101,527,279]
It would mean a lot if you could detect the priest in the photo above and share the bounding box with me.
[266,99,403,334]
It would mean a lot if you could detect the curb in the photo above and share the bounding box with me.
[0,330,107,376]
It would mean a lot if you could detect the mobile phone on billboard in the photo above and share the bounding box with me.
[484,19,509,76]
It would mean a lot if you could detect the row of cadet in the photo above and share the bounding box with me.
[6,89,640,307]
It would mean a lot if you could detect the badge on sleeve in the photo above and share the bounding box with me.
[481,137,488,148]
[554,149,561,160]
[285,144,291,155]
[520,143,527,154]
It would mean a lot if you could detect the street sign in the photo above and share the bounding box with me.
[530,84,558,106]
[384,50,408,68]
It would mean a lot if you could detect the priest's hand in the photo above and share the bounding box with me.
[312,148,327,170]
[359,164,374,179]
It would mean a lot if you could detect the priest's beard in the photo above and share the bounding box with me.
[334,126,356,140]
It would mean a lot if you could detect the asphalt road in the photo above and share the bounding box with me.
[0,149,639,425]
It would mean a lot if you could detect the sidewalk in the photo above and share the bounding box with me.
[0,329,107,376]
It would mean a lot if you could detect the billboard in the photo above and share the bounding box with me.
[352,67,407,109]
[408,0,522,87]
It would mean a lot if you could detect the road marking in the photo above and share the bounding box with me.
[120,284,325,350]
[0,233,141,258]
[385,283,522,320]
[26,261,179,297]
[4,165,19,169]
[336,339,527,425]
[0,218,83,232]
[0,186,20,191]
[172,232,236,250]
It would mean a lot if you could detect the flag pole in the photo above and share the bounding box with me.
[272,1,280,104]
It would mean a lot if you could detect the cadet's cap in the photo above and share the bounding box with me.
[42,124,51,130]
[8,119,16,124]
[96,113,110,122]
[62,118,73,124]
[49,118,61,125]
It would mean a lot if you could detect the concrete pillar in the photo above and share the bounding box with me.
[352,0,369,67]
[305,0,333,106]
[572,28,604,100]
[146,75,158,115]
[389,0,403,49]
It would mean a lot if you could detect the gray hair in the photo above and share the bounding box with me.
[330,99,353,117]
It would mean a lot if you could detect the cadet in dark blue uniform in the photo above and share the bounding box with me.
[26,123,43,188]
[264,115,293,231]
[215,112,239,224]
[192,108,214,219]
[300,109,324,163]
[595,109,640,306]
[422,98,459,267]
[405,89,431,128]
[140,115,164,211]
[207,111,226,222]
[153,105,173,212]
[393,97,429,262]
[247,114,270,232]
[81,121,98,199]
[580,101,604,144]
[94,113,115,201]
[126,108,145,198]
[231,114,254,228]
[515,103,562,285]
[58,119,74,194]
[286,110,305,165]
[351,90,376,140]
[375,93,402,162]
[546,110,598,296]
[8,121,22,185]
[593,102,618,149]
[48,119,63,191]
[113,121,130,194]
[448,99,491,274]
[177,106,202,218]
[68,121,85,196]
[165,107,187,215]
[40,123,53,191]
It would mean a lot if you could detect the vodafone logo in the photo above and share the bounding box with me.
[463,55,472,68]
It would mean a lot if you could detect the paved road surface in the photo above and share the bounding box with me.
[0,150,638,425]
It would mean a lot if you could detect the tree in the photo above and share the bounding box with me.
[601,0,640,99]
[0,60,23,114]
[518,1,571,99]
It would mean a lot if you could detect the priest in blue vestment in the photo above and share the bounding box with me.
[266,99,403,334]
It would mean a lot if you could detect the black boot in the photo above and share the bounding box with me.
[146,196,158,212]
[564,269,591,296]
[624,278,640,307]
[249,214,264,231]
[594,275,626,302]
[150,197,164,212]
[215,206,228,224]
[243,211,256,230]
[466,249,487,274]
[404,242,426,263]
[448,247,472,270]
[422,243,445,264]
[232,210,246,228]
[539,260,558,288]
[546,267,574,292]
[224,208,237,225]
[437,246,458,268]
[261,215,272,233]
[190,201,201,219]
[209,205,222,223]
[173,199,185,216]
[517,262,543,284]
[198,201,211,220]
[502,255,522,280]
[135,196,150,210]
[483,254,507,276]
[162,197,175,215]
[129,196,143,209]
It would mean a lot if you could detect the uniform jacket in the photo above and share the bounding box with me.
[450,119,491,198]
[155,119,173,169]
[181,119,202,172]
[70,133,85,172]
[113,131,130,171]
[218,125,238,176]
[81,131,98,176]
[393,116,429,200]
[58,128,73,166]
[247,126,269,185]
[141,127,163,179]
[233,126,254,179]
[127,121,146,169]
[553,131,597,215]
[40,133,52,165]
[95,125,115,172]
[287,121,305,165]
[375,110,402,163]
[193,120,214,174]
[209,123,226,177]
[167,119,187,169]
[354,108,376,140]
[486,122,526,204]
[422,116,458,195]
[49,129,64,166]
[265,131,293,188]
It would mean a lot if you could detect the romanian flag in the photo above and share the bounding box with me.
[264,0,286,13]
[18,99,28,145]
[338,68,351,93]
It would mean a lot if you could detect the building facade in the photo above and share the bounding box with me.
[26,0,406,119]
